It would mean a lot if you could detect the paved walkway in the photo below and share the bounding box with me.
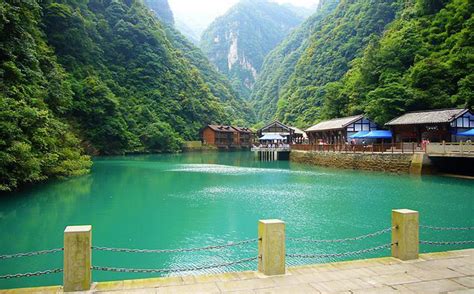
[2,249,473,293]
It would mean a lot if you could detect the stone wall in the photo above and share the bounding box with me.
[290,150,416,174]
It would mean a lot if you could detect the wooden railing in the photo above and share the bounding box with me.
[291,143,420,154]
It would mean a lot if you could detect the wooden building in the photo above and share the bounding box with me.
[257,121,306,144]
[232,127,254,147]
[201,125,238,148]
[201,125,254,148]
[305,115,378,144]
[385,108,474,143]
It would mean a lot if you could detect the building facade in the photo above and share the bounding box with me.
[257,121,306,143]
[201,125,254,148]
[305,115,378,144]
[385,109,474,143]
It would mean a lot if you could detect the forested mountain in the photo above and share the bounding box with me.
[200,0,306,99]
[143,0,254,123]
[253,0,473,128]
[251,0,339,122]
[0,0,250,191]
[143,0,174,25]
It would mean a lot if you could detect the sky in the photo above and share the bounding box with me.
[169,0,319,38]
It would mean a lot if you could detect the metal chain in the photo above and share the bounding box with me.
[92,256,258,274]
[287,227,392,243]
[420,240,474,246]
[0,269,63,280]
[93,238,257,254]
[420,225,474,231]
[286,243,392,259]
[0,248,63,260]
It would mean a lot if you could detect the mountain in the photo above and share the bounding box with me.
[200,0,306,99]
[175,19,200,44]
[142,0,255,124]
[143,0,175,25]
[251,0,339,122]
[0,0,250,191]
[252,0,472,128]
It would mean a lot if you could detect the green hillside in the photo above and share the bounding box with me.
[200,0,305,99]
[0,0,249,191]
[250,0,339,122]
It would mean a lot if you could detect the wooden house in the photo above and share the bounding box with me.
[201,125,238,148]
[232,127,254,147]
[305,115,378,144]
[385,108,474,143]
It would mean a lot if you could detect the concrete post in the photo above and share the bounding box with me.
[391,209,419,260]
[64,225,92,292]
[258,219,285,275]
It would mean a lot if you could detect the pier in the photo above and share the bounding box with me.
[251,146,291,161]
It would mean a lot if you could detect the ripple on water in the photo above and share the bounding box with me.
[168,164,332,177]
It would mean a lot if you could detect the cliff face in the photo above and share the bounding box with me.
[200,0,305,99]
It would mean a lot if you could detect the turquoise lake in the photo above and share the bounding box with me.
[0,151,473,289]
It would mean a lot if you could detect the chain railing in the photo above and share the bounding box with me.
[0,269,63,280]
[286,243,393,259]
[92,238,257,253]
[419,224,474,247]
[287,227,392,243]
[0,248,63,260]
[420,225,474,231]
[1,216,473,287]
[92,256,258,274]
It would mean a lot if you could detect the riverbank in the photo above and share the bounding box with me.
[2,249,472,293]
[290,150,421,174]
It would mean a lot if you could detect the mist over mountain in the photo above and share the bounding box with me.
[200,0,307,99]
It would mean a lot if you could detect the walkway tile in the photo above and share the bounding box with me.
[309,278,373,292]
[394,279,467,293]
[156,282,220,294]
[216,278,276,292]
[362,272,421,286]
[255,284,320,294]
[452,277,474,288]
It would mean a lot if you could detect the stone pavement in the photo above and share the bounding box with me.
[2,249,473,293]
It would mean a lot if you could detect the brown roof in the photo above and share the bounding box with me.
[233,127,253,133]
[206,125,237,133]
[385,109,468,126]
[306,115,364,132]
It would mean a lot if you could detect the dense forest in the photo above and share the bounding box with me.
[0,0,251,191]
[253,0,473,128]
[250,0,339,122]
[200,0,307,99]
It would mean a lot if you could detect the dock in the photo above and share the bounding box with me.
[2,249,472,293]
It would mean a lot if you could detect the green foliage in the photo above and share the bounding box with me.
[273,0,400,128]
[253,0,472,128]
[200,0,305,99]
[0,0,91,191]
[251,0,339,122]
[1,0,250,191]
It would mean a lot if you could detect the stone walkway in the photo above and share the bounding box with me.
[2,249,473,293]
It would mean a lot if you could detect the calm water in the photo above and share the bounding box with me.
[0,151,473,289]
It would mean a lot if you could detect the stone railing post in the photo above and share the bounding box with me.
[391,209,419,260]
[258,219,285,275]
[64,225,92,292]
